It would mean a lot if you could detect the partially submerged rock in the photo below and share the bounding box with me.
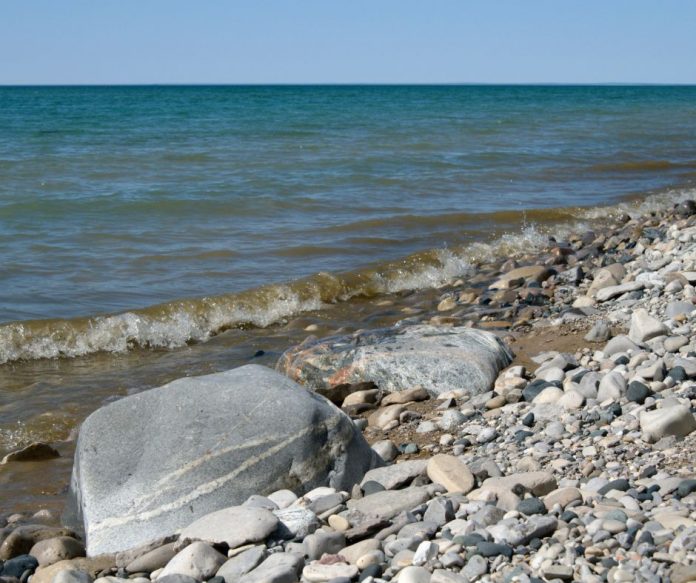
[68,365,381,556]
[277,325,513,396]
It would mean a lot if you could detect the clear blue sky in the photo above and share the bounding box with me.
[2,0,695,85]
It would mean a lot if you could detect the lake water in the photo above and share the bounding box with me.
[1,85,695,511]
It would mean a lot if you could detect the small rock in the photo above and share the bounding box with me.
[640,405,696,442]
[179,506,278,549]
[426,455,475,494]
[159,542,226,581]
[629,308,669,344]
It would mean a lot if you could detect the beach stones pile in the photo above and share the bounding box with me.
[1,202,696,583]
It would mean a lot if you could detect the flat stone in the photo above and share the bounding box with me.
[125,543,177,573]
[382,387,430,406]
[360,460,428,491]
[238,552,304,583]
[346,487,430,521]
[342,389,381,407]
[267,490,298,510]
[431,569,467,583]
[543,488,582,510]
[67,365,381,556]
[52,570,93,583]
[543,565,573,581]
[159,542,226,581]
[489,266,554,290]
[368,405,405,429]
[338,539,381,565]
[475,541,512,558]
[640,405,696,443]
[157,576,197,583]
[482,471,557,497]
[302,562,357,583]
[426,455,475,494]
[629,308,669,344]
[277,325,512,397]
[596,281,643,302]
[180,506,278,549]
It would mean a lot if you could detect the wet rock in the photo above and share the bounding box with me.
[0,526,77,561]
[0,555,38,578]
[29,537,85,567]
[277,325,512,397]
[0,443,60,464]
[68,365,380,555]
[489,266,554,290]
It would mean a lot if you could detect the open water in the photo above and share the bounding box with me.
[1,85,695,511]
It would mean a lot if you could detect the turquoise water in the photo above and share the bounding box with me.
[2,86,695,329]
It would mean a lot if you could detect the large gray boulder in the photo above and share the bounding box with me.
[277,325,513,396]
[68,365,381,556]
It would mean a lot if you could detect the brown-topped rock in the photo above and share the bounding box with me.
[277,325,512,397]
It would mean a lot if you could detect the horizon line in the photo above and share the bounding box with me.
[2,82,696,88]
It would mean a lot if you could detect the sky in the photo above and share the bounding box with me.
[1,0,695,85]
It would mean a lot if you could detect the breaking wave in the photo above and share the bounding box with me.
[1,186,694,365]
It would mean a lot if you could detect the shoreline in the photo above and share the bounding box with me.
[1,197,696,581]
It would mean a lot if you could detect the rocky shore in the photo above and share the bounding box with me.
[2,201,696,583]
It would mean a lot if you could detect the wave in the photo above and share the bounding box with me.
[0,186,694,365]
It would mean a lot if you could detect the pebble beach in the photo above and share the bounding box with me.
[1,199,696,583]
